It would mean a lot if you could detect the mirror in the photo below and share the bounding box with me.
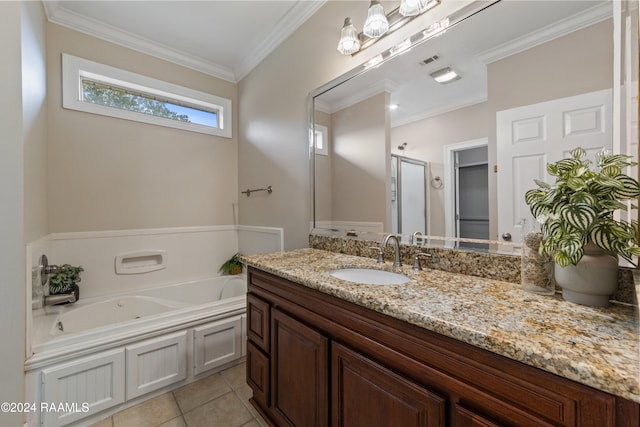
[311,0,637,251]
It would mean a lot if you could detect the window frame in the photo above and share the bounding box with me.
[62,53,232,138]
[314,124,329,156]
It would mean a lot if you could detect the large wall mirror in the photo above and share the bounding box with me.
[310,0,638,252]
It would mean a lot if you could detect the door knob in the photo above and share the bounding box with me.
[501,232,512,241]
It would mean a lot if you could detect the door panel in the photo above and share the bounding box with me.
[332,342,445,427]
[271,309,329,427]
[497,89,612,242]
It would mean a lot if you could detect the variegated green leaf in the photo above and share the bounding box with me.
[524,189,543,205]
[597,153,634,167]
[540,188,560,205]
[595,175,625,189]
[559,204,596,231]
[554,158,581,171]
[529,202,548,219]
[541,220,561,239]
[590,223,616,252]
[599,164,621,177]
[598,199,627,212]
[566,177,586,191]
[570,147,587,159]
[533,179,551,189]
[611,174,640,199]
[569,191,598,206]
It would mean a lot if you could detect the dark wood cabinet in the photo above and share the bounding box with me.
[332,342,445,427]
[246,267,639,427]
[454,405,502,427]
[270,309,329,427]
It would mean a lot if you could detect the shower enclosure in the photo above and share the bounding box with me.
[391,155,429,238]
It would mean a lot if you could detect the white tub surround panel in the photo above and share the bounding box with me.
[47,226,237,299]
[238,225,284,255]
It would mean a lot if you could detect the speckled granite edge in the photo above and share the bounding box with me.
[310,233,637,305]
[243,248,640,403]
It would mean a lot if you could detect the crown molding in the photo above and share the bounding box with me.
[45,1,237,82]
[477,2,612,65]
[314,99,331,114]
[43,0,326,83]
[391,95,487,128]
[235,0,327,81]
[330,79,399,114]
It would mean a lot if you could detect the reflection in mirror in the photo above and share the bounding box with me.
[311,0,638,254]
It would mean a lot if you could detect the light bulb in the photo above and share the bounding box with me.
[363,1,389,38]
[337,17,360,55]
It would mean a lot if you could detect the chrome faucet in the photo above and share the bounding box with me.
[380,234,402,267]
[44,292,77,306]
[409,231,423,245]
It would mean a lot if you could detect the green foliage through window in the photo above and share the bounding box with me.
[82,80,218,127]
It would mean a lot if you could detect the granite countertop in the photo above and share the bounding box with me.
[242,248,640,403]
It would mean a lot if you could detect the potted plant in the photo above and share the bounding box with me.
[524,147,640,306]
[219,253,243,275]
[48,264,83,303]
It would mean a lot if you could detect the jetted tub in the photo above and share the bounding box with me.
[29,275,247,360]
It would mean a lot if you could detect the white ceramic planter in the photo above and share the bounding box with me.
[554,243,618,307]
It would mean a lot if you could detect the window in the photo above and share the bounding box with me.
[314,124,329,156]
[62,54,232,138]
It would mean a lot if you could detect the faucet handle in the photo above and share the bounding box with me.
[369,246,384,263]
[412,252,432,270]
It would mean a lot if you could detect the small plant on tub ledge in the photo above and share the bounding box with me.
[48,264,83,304]
[524,147,640,306]
[219,253,243,275]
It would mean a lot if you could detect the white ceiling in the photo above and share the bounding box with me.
[315,0,612,126]
[42,0,613,125]
[43,0,326,82]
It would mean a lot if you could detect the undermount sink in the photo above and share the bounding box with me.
[329,268,410,285]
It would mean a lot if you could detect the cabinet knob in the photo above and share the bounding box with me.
[501,232,512,241]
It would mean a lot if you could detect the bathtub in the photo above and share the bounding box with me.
[29,275,247,362]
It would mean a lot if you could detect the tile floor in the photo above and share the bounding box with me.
[89,362,268,427]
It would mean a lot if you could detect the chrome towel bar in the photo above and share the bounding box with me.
[242,185,273,197]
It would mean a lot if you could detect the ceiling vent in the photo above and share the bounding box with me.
[420,55,439,65]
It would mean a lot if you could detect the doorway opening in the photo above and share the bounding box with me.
[444,139,489,248]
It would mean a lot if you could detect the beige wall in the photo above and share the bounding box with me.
[46,24,239,232]
[314,110,332,222]
[391,102,488,236]
[238,0,472,249]
[486,19,613,240]
[23,0,49,244]
[331,92,389,227]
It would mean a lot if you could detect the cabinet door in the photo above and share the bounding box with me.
[41,348,125,427]
[193,315,243,375]
[247,293,270,351]
[126,331,187,399]
[247,340,270,408]
[454,404,502,427]
[332,342,445,427]
[271,308,329,427]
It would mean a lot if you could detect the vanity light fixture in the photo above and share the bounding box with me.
[429,66,460,83]
[363,1,389,38]
[338,0,441,55]
[337,17,361,55]
[399,0,432,17]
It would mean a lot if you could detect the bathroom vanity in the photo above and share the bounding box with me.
[243,249,639,427]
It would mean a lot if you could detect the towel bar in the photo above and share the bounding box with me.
[242,186,273,197]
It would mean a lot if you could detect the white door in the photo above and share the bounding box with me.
[496,89,612,243]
